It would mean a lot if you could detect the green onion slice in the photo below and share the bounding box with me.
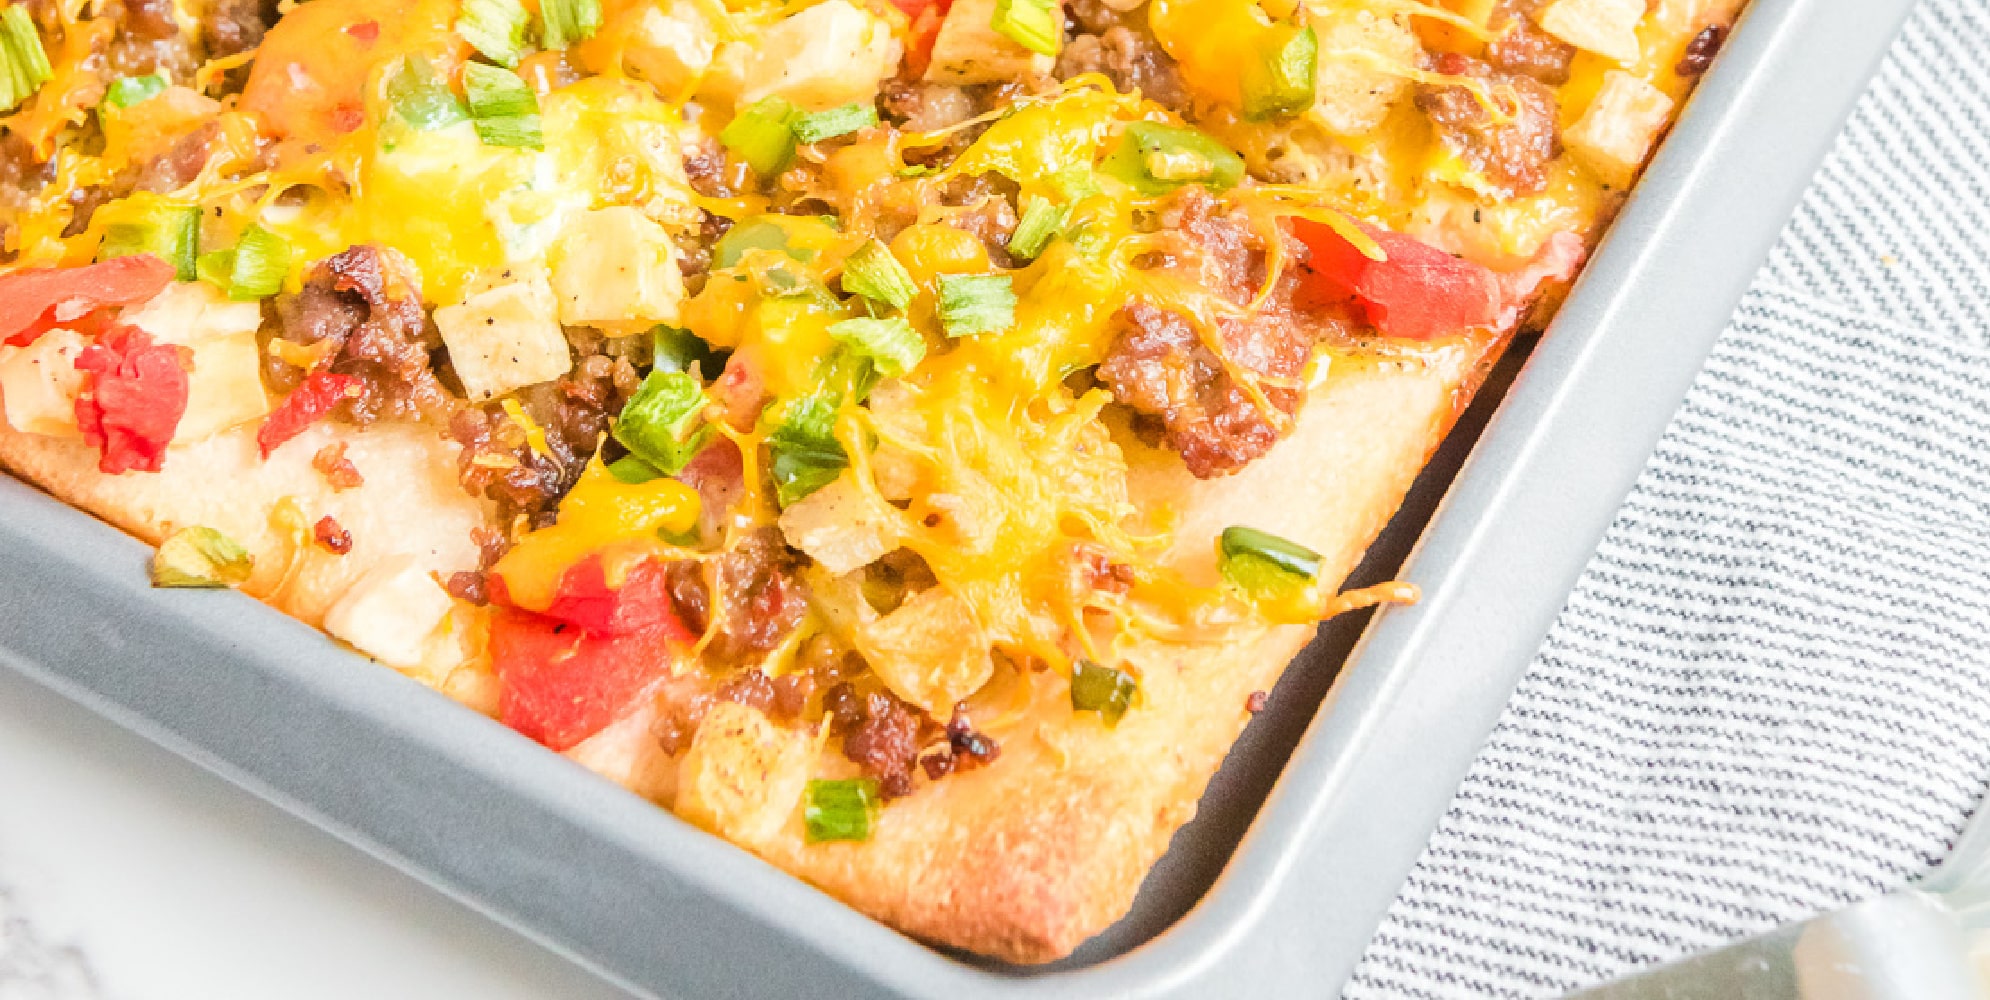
[767,392,848,508]
[462,62,542,149]
[0,5,52,114]
[827,316,924,379]
[606,454,662,484]
[712,217,814,270]
[791,101,877,144]
[153,526,255,589]
[224,225,291,301]
[936,273,1017,338]
[1006,195,1065,260]
[386,56,468,131]
[455,0,530,66]
[720,97,800,177]
[1217,525,1323,598]
[839,239,916,311]
[195,249,235,290]
[804,778,880,843]
[98,201,201,281]
[650,325,722,377]
[537,0,601,50]
[991,0,1060,56]
[1241,23,1318,121]
[1099,121,1246,197]
[103,70,169,111]
[613,369,712,475]
[1070,659,1136,727]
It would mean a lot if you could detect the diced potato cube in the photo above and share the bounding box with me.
[122,281,271,441]
[433,273,572,402]
[1306,6,1419,136]
[738,0,902,111]
[622,2,717,95]
[675,701,813,845]
[548,207,686,333]
[1535,0,1645,65]
[854,586,992,716]
[1566,69,1675,188]
[777,471,904,575]
[0,328,87,437]
[924,0,1057,86]
[323,555,455,670]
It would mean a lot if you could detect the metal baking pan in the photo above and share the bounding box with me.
[0,1,1914,995]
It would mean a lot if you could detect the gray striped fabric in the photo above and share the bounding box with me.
[1345,1,1990,996]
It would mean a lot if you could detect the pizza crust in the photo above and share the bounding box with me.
[0,419,490,626]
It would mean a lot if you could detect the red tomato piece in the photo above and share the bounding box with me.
[73,326,190,475]
[0,255,176,349]
[888,0,950,79]
[1291,218,1502,340]
[539,556,685,637]
[257,371,362,458]
[491,609,683,751]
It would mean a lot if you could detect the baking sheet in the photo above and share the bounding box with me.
[0,0,1917,995]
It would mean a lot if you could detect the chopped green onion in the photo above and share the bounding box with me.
[222,225,291,301]
[1070,659,1136,727]
[606,454,662,484]
[767,393,848,508]
[152,526,254,589]
[462,62,542,149]
[712,217,814,270]
[537,0,601,49]
[1050,167,1100,202]
[1099,121,1246,197]
[386,56,467,131]
[195,248,235,290]
[839,239,916,311]
[804,778,879,843]
[0,5,52,114]
[455,0,530,66]
[98,201,201,281]
[991,0,1060,56]
[1217,525,1323,599]
[791,101,877,144]
[827,317,924,379]
[103,70,169,110]
[1241,23,1317,121]
[650,325,721,377]
[720,97,800,177]
[1006,196,1065,260]
[613,369,712,475]
[936,273,1016,338]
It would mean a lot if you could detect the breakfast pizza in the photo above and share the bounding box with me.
[0,0,1744,962]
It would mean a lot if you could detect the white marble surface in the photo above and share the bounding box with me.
[0,666,634,1000]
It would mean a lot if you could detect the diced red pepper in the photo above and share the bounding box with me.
[0,255,176,349]
[258,371,362,458]
[491,607,687,751]
[887,0,950,80]
[1291,218,1502,340]
[72,325,190,475]
[539,556,685,637]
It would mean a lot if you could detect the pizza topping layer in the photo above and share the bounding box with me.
[0,0,1737,829]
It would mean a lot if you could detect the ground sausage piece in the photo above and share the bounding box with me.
[1099,303,1294,478]
[669,530,811,668]
[270,245,452,425]
[879,79,977,133]
[826,683,924,799]
[202,0,276,59]
[132,121,220,194]
[939,173,1021,265]
[106,0,200,78]
[1056,22,1191,113]
[1097,189,1322,479]
[1675,24,1727,76]
[1416,53,1562,199]
[1485,0,1576,85]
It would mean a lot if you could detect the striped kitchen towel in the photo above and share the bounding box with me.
[1345,0,1990,996]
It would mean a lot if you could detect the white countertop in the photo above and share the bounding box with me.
[0,665,633,1000]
